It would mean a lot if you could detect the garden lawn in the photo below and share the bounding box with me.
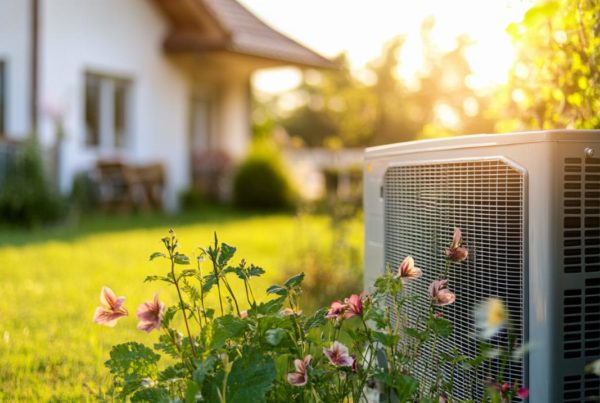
[0,210,362,401]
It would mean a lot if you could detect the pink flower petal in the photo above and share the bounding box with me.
[136,293,165,332]
[100,287,118,308]
[287,372,307,386]
[452,228,462,249]
[93,307,127,327]
[517,387,529,399]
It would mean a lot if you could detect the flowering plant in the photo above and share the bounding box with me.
[98,229,529,402]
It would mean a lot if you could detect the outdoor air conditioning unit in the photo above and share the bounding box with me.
[364,130,600,402]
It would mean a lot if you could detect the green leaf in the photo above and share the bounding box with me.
[174,253,190,265]
[131,387,169,403]
[144,275,172,284]
[249,296,286,316]
[248,265,265,277]
[149,252,166,261]
[193,355,216,387]
[304,308,327,331]
[205,315,249,350]
[179,269,196,278]
[265,328,286,346]
[375,371,418,401]
[161,306,178,328]
[428,317,452,338]
[404,327,428,342]
[105,342,161,399]
[153,331,180,359]
[284,272,305,288]
[218,243,237,267]
[202,273,218,293]
[372,330,399,347]
[185,379,201,403]
[158,364,186,382]
[181,280,201,303]
[266,285,287,296]
[364,307,387,328]
[209,349,276,403]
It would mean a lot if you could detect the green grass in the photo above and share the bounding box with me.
[0,208,362,401]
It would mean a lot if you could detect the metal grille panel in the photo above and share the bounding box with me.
[563,157,600,274]
[383,159,525,400]
[563,374,600,402]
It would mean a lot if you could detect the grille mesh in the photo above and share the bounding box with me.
[563,374,600,402]
[383,159,525,400]
[560,155,600,400]
[563,279,600,359]
[563,157,600,274]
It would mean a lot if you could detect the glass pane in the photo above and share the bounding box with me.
[0,61,5,135]
[85,74,101,146]
[113,80,128,148]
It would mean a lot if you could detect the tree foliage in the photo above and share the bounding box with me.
[278,19,496,147]
[497,0,600,131]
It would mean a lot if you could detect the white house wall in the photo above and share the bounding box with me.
[0,0,31,137]
[39,0,190,208]
[218,76,250,158]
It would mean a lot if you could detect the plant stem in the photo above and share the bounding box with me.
[171,256,198,359]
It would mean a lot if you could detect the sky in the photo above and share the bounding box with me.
[238,0,534,94]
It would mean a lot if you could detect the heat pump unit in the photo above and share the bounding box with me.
[363,130,600,402]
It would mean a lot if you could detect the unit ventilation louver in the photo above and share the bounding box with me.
[563,157,600,274]
[383,159,526,400]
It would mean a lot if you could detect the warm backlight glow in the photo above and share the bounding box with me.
[243,0,532,94]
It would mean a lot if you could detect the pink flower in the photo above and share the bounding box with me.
[517,387,529,399]
[93,287,128,327]
[344,293,365,319]
[445,228,468,261]
[323,341,354,367]
[136,293,165,332]
[395,256,422,280]
[287,355,312,386]
[429,280,456,306]
[325,300,347,322]
[240,310,248,319]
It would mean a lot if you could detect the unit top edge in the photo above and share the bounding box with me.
[364,129,600,158]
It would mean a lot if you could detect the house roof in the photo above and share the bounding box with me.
[153,0,336,69]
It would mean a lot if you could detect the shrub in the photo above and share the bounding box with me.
[179,187,206,211]
[232,147,296,210]
[70,171,97,213]
[95,230,533,402]
[0,140,64,227]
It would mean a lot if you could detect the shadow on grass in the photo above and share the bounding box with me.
[0,204,290,247]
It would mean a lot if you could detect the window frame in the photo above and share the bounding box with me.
[0,60,6,136]
[83,71,132,150]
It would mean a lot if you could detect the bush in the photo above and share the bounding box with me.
[233,148,296,210]
[70,171,97,213]
[179,187,207,211]
[95,231,531,402]
[0,140,64,227]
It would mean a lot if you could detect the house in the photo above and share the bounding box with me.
[0,0,333,209]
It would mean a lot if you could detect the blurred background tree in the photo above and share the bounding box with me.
[258,0,599,148]
[269,18,499,147]
[496,0,600,131]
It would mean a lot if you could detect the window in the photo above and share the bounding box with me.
[0,61,6,136]
[84,72,131,148]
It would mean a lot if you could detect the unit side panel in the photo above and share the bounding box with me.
[557,142,600,402]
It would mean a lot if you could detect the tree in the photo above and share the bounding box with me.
[497,0,600,131]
